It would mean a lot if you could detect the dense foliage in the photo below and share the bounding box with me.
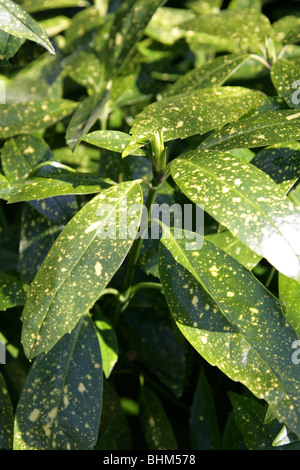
[0,0,300,451]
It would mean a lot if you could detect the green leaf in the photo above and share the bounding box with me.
[145,7,195,46]
[158,228,300,438]
[121,304,188,398]
[228,0,262,11]
[0,99,77,140]
[1,135,52,183]
[0,174,11,200]
[104,0,165,79]
[279,273,300,336]
[229,393,286,450]
[5,165,112,203]
[139,386,178,450]
[185,0,222,15]
[2,53,63,103]
[0,29,23,59]
[271,58,300,109]
[82,130,147,156]
[182,9,273,55]
[96,380,132,450]
[21,180,143,359]
[19,0,90,13]
[123,87,261,157]
[0,372,14,450]
[200,110,300,150]
[65,91,109,151]
[13,315,103,450]
[0,0,55,54]
[190,368,220,450]
[205,231,261,270]
[94,311,118,379]
[171,150,300,281]
[164,53,252,97]
[273,15,300,45]
[18,204,62,284]
[0,272,26,311]
[250,141,300,194]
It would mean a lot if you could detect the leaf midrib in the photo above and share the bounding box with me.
[25,181,140,358]
[173,158,299,264]
[161,232,299,417]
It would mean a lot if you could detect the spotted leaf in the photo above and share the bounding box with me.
[164,54,252,97]
[123,87,261,157]
[0,0,55,54]
[139,386,178,450]
[271,58,300,109]
[250,141,300,194]
[21,180,143,359]
[181,9,273,55]
[0,99,77,140]
[82,130,147,156]
[200,110,300,150]
[104,0,165,79]
[14,315,102,450]
[158,228,300,438]
[0,372,14,450]
[5,165,112,203]
[171,150,300,281]
[1,135,52,183]
[279,273,300,336]
[0,272,26,311]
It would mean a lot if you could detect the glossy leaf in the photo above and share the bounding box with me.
[145,7,195,46]
[200,110,300,150]
[205,231,261,270]
[1,135,52,183]
[185,0,222,15]
[271,58,300,109]
[65,91,109,151]
[228,0,262,11]
[273,15,300,45]
[0,272,26,311]
[250,141,300,194]
[279,273,300,336]
[182,9,273,55]
[82,130,147,156]
[139,386,178,450]
[123,87,260,156]
[164,53,252,97]
[0,0,55,54]
[5,166,112,203]
[0,99,77,140]
[104,0,164,79]
[14,315,103,450]
[18,204,63,284]
[21,180,143,359]
[0,372,14,450]
[2,53,63,104]
[158,228,300,438]
[190,368,220,450]
[94,311,118,379]
[171,150,300,281]
[20,0,89,13]
[229,393,288,450]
